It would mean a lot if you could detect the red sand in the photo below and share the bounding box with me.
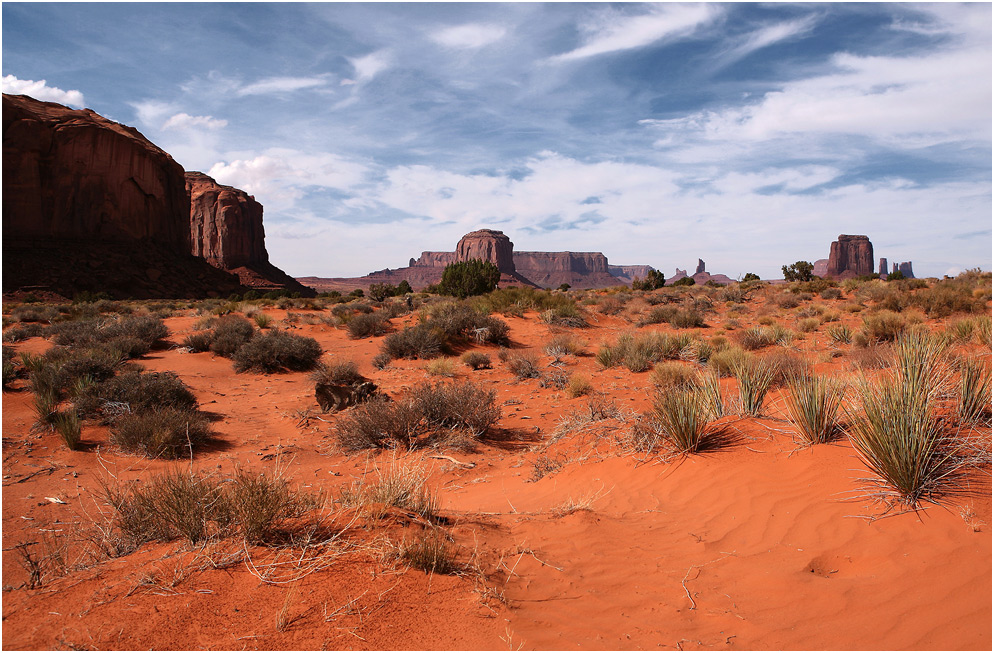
[2,302,990,650]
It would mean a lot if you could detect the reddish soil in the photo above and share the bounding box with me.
[2,294,991,650]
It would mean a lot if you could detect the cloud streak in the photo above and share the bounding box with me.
[2,75,84,107]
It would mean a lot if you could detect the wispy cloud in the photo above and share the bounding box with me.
[715,16,818,67]
[347,51,391,84]
[430,23,506,49]
[2,75,85,107]
[550,4,720,62]
[162,112,227,130]
[236,76,329,96]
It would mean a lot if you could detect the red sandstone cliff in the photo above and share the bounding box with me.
[2,94,244,299]
[513,251,621,288]
[826,234,874,279]
[186,172,313,295]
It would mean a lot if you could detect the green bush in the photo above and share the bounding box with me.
[437,259,501,299]
[461,352,492,370]
[346,312,390,339]
[672,277,696,287]
[632,269,666,291]
[209,316,256,357]
[382,324,444,360]
[782,261,815,282]
[232,330,323,373]
[75,371,197,419]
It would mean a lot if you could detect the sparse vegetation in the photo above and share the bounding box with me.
[784,375,845,444]
[232,329,323,373]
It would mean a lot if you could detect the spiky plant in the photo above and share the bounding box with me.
[784,375,845,444]
[958,357,992,426]
[697,369,726,421]
[733,358,778,416]
[52,409,83,450]
[651,386,718,453]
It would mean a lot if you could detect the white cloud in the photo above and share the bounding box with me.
[208,149,370,212]
[348,51,391,83]
[430,23,506,49]
[162,112,227,131]
[130,100,177,128]
[550,4,720,62]
[2,75,84,107]
[716,16,818,66]
[236,76,329,96]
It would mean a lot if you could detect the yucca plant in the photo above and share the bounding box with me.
[893,329,949,405]
[826,323,852,344]
[697,369,726,421]
[847,375,958,508]
[958,357,992,426]
[976,316,992,348]
[52,409,83,450]
[733,358,778,416]
[651,386,719,453]
[784,375,845,444]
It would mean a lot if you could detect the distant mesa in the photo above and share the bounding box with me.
[814,235,914,280]
[300,229,655,292]
[1,93,307,299]
[667,259,734,286]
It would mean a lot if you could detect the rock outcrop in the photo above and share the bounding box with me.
[895,261,915,278]
[825,234,874,279]
[695,259,706,275]
[3,94,243,298]
[456,229,516,274]
[608,265,655,285]
[667,261,733,286]
[513,251,622,288]
[879,258,888,277]
[186,172,313,295]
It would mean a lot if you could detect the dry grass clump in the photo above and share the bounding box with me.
[105,467,320,551]
[540,303,589,328]
[335,380,499,451]
[845,330,977,507]
[544,334,587,358]
[461,351,492,370]
[861,310,923,343]
[567,374,593,398]
[597,332,686,372]
[733,357,778,416]
[398,529,459,574]
[346,312,390,339]
[649,361,699,390]
[110,407,212,459]
[784,375,845,444]
[502,350,542,380]
[707,346,750,377]
[425,358,456,377]
[310,359,365,387]
[381,324,444,360]
[52,410,83,450]
[797,317,821,333]
[338,461,439,522]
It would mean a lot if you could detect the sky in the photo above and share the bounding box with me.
[3,2,991,280]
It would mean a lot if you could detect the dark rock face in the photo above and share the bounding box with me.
[2,94,245,299]
[186,172,314,296]
[3,94,189,250]
[609,265,655,284]
[187,171,267,269]
[897,261,915,278]
[826,234,874,279]
[879,258,888,277]
[456,229,516,274]
[695,259,706,275]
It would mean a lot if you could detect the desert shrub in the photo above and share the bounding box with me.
[210,316,256,357]
[425,358,456,377]
[567,374,593,398]
[382,324,444,360]
[27,346,123,403]
[339,463,439,521]
[400,529,459,574]
[253,312,273,329]
[10,305,59,323]
[826,324,853,344]
[336,381,499,450]
[540,303,588,328]
[232,330,323,373]
[422,302,509,345]
[227,468,317,544]
[957,357,992,426]
[75,371,197,419]
[310,360,365,386]
[784,375,845,444]
[47,318,106,347]
[733,357,777,416]
[52,409,83,450]
[2,347,18,390]
[3,323,47,343]
[505,352,542,380]
[861,310,912,342]
[182,331,214,352]
[909,281,985,317]
[103,315,169,350]
[637,306,678,326]
[672,277,695,287]
[461,352,492,370]
[781,261,815,282]
[597,297,625,315]
[645,386,723,453]
[761,350,809,386]
[947,318,976,343]
[346,312,390,339]
[110,407,211,459]
[773,293,801,309]
[820,287,843,300]
[437,259,501,298]
[797,317,820,333]
[976,316,992,348]
[372,352,392,370]
[670,308,705,328]
[737,326,776,351]
[650,361,699,390]
[544,334,586,358]
[707,346,750,377]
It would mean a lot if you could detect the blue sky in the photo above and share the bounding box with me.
[3,2,990,279]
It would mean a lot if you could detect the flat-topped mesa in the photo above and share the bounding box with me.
[826,234,874,279]
[456,229,516,274]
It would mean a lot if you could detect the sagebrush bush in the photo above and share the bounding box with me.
[210,316,256,357]
[183,331,214,352]
[232,330,323,373]
[2,323,47,343]
[310,359,364,387]
[110,407,211,458]
[461,351,492,370]
[539,303,588,328]
[670,308,705,328]
[382,324,444,360]
[75,370,197,419]
[544,334,586,358]
[505,352,542,380]
[346,312,390,339]
[862,310,914,342]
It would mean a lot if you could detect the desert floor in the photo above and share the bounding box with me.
[2,286,991,651]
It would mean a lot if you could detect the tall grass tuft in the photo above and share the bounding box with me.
[650,386,721,453]
[958,358,992,426]
[52,410,83,450]
[784,375,845,444]
[733,358,778,416]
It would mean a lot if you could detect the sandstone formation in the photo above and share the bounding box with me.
[301,229,649,292]
[895,261,915,278]
[667,260,734,286]
[813,259,829,278]
[186,172,314,295]
[879,258,888,277]
[609,265,655,285]
[825,234,874,279]
[3,94,243,298]
[695,259,706,275]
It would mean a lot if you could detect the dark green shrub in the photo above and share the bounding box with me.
[438,259,501,299]
[209,316,255,357]
[232,330,323,373]
[3,323,47,343]
[782,261,815,282]
[2,347,18,390]
[672,277,696,287]
[183,331,214,352]
[742,273,760,282]
[462,351,492,370]
[110,407,211,459]
[632,269,666,291]
[75,371,197,419]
